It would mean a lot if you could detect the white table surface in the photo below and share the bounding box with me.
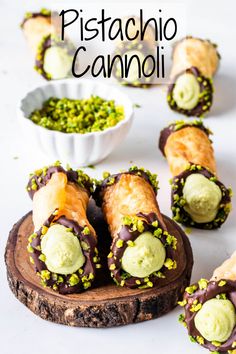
[1,0,236,353]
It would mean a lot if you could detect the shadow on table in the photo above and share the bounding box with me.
[211,73,236,116]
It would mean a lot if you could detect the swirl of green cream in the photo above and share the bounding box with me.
[183,174,222,223]
[121,231,166,278]
[194,298,236,342]
[41,224,85,275]
[43,47,72,79]
[172,73,200,110]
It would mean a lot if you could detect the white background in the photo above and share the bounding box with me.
[0,0,236,353]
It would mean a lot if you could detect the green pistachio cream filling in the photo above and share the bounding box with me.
[43,47,72,80]
[194,298,236,343]
[172,73,200,110]
[121,231,166,278]
[41,224,85,275]
[183,174,222,223]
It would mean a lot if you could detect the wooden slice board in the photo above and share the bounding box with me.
[5,202,193,328]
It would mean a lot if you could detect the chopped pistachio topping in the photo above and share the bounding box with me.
[178,299,187,307]
[116,239,124,248]
[190,303,202,312]
[129,165,159,193]
[69,274,80,286]
[196,336,205,345]
[164,258,177,270]
[122,215,145,233]
[29,96,124,134]
[198,278,208,290]
[83,226,90,235]
[218,280,226,287]
[185,284,198,295]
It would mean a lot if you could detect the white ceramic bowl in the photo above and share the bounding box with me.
[18,79,134,166]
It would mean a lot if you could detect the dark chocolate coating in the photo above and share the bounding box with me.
[171,164,231,229]
[35,35,75,80]
[21,11,51,28]
[27,165,93,199]
[167,66,213,117]
[183,279,236,352]
[29,214,97,294]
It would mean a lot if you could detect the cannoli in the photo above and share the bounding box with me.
[95,166,178,288]
[167,36,220,117]
[112,17,156,87]
[159,120,232,229]
[179,252,236,353]
[27,162,100,294]
[21,9,75,80]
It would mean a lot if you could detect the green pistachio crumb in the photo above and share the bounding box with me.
[164,258,177,270]
[190,303,202,312]
[218,280,226,287]
[196,336,204,345]
[27,244,34,253]
[189,336,196,343]
[198,278,208,290]
[41,226,48,235]
[40,270,50,281]
[29,96,125,134]
[69,274,80,286]
[152,220,158,227]
[83,226,90,235]
[211,341,221,347]
[109,264,116,270]
[83,281,91,289]
[178,299,187,307]
[38,253,46,262]
[185,284,198,295]
[81,241,89,251]
[116,239,124,248]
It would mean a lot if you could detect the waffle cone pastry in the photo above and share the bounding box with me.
[95,167,179,288]
[21,9,75,80]
[179,252,236,353]
[27,163,99,294]
[167,37,220,117]
[159,120,232,229]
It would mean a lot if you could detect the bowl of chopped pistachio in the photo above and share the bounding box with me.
[18,79,133,166]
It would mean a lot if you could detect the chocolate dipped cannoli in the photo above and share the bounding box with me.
[95,167,178,288]
[159,120,232,229]
[21,9,75,80]
[167,36,220,117]
[112,17,156,87]
[27,162,100,294]
[179,252,236,353]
